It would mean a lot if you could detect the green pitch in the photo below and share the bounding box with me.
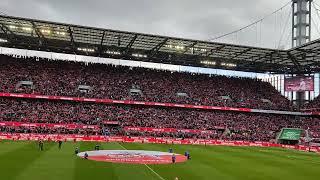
[1,140,320,180]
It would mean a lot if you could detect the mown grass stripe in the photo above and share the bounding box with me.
[117,142,166,180]
[15,141,77,180]
[73,142,120,180]
[0,141,319,180]
[0,141,55,180]
[0,140,31,155]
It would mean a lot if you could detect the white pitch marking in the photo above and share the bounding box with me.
[116,142,167,180]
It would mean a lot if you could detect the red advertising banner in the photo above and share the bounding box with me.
[124,126,224,134]
[103,121,119,125]
[285,76,314,91]
[0,92,251,113]
[0,121,100,130]
[0,133,319,153]
[0,92,315,116]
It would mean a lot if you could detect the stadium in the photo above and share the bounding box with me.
[1,0,320,179]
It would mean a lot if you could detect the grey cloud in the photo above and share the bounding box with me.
[0,0,295,48]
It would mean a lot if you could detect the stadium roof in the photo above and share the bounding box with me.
[0,15,319,74]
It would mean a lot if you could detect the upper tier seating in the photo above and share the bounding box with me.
[0,54,291,110]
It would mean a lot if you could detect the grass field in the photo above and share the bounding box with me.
[0,140,320,180]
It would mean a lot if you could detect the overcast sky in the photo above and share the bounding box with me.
[1,0,302,47]
[1,0,320,81]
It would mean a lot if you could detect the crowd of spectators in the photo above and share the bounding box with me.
[124,130,223,139]
[1,54,318,142]
[0,54,292,110]
[1,97,318,141]
[0,126,98,135]
[300,95,320,137]
[303,96,320,111]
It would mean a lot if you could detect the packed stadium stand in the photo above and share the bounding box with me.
[1,54,320,143]
[303,96,320,111]
[0,54,291,110]
[1,97,319,141]
[1,5,320,178]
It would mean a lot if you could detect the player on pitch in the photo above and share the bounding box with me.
[75,147,79,154]
[58,140,63,150]
[38,140,44,151]
[184,151,191,160]
[172,154,176,163]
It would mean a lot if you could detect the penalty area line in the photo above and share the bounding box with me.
[116,142,166,180]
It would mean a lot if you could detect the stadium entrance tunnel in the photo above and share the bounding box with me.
[77,150,187,164]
